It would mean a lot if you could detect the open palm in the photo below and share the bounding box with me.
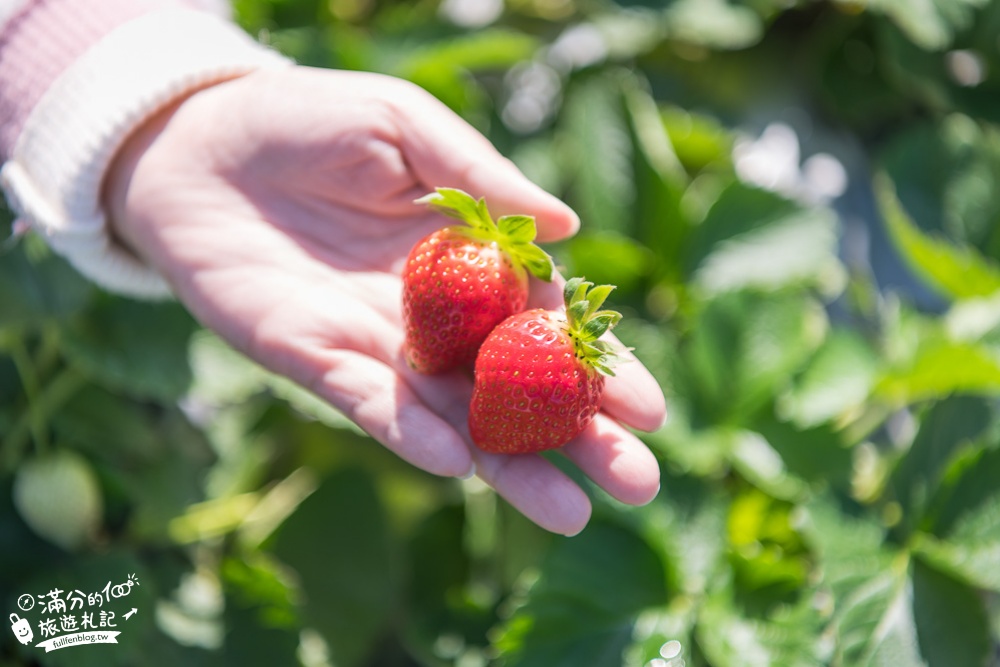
[106,67,665,535]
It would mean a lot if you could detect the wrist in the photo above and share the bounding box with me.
[0,8,291,298]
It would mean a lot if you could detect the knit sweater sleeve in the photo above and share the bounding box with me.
[0,0,291,298]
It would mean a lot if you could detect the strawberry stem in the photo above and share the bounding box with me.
[416,188,554,281]
[562,277,627,376]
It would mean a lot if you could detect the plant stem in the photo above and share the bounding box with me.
[2,367,84,471]
[9,337,48,456]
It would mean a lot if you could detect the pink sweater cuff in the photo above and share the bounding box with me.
[0,1,290,297]
[0,0,214,160]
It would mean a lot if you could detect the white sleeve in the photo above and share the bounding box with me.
[0,0,31,26]
[0,7,291,298]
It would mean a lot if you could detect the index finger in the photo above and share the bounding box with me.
[393,83,579,242]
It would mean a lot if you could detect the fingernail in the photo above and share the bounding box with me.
[642,483,661,506]
[457,462,477,480]
[655,412,669,431]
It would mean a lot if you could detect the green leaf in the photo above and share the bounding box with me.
[122,410,216,542]
[751,415,854,493]
[60,298,198,401]
[727,488,811,605]
[777,328,878,428]
[661,105,733,175]
[580,313,617,341]
[492,520,668,667]
[497,215,537,244]
[625,89,688,272]
[664,0,764,50]
[913,446,1000,591]
[561,72,635,236]
[875,338,1000,403]
[876,172,1000,300]
[567,233,653,296]
[270,468,398,667]
[582,285,615,318]
[640,470,729,598]
[643,422,733,477]
[888,395,993,538]
[186,331,267,406]
[878,117,1000,256]
[417,187,491,228]
[800,497,910,667]
[695,586,824,667]
[852,0,988,51]
[687,182,843,296]
[911,559,991,667]
[51,385,161,465]
[0,242,92,329]
[727,430,810,501]
[221,554,301,666]
[878,25,1000,127]
[391,28,537,114]
[685,290,826,424]
[399,28,540,81]
[512,243,554,282]
[567,299,589,325]
[400,504,478,664]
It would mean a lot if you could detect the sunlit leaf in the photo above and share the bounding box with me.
[664,0,764,50]
[875,338,1000,403]
[685,290,827,424]
[623,81,688,269]
[800,497,910,667]
[778,329,878,428]
[566,232,654,295]
[187,331,267,406]
[561,71,635,236]
[876,170,1000,300]
[849,0,988,50]
[688,182,842,295]
[696,585,824,667]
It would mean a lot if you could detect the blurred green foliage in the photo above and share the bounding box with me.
[5,0,1000,665]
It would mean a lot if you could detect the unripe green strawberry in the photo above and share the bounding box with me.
[13,449,103,550]
[403,188,554,374]
[469,278,625,454]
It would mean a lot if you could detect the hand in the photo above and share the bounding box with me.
[105,66,666,535]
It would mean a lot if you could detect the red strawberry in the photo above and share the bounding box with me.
[469,278,626,454]
[403,188,553,374]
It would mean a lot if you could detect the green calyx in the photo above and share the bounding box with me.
[563,277,627,376]
[416,187,553,281]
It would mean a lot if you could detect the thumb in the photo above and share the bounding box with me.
[397,87,579,242]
